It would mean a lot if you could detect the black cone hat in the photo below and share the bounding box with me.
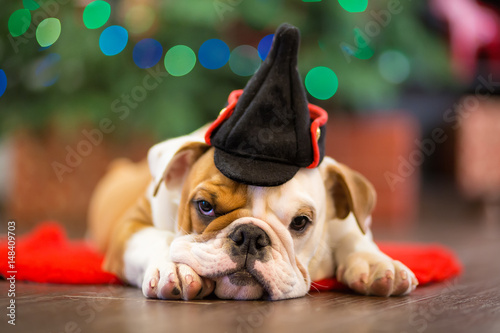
[206,23,328,186]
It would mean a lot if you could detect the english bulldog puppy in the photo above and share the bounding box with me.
[88,23,418,300]
[88,126,417,301]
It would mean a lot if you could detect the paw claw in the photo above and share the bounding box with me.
[150,277,157,289]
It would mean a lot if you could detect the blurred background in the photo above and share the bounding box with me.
[1,0,499,236]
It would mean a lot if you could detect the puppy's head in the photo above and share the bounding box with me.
[160,142,376,300]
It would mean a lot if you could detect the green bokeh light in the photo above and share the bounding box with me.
[338,0,368,13]
[305,67,339,100]
[8,9,32,37]
[164,45,197,77]
[36,18,61,47]
[229,45,261,77]
[83,0,111,29]
[378,50,410,84]
[23,0,40,10]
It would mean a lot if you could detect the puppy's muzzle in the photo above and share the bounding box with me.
[228,224,271,261]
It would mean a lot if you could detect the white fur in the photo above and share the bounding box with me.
[170,216,309,300]
[123,227,175,287]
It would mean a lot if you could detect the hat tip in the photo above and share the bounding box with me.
[275,23,300,39]
[266,23,300,63]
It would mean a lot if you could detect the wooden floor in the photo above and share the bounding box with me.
[2,184,500,333]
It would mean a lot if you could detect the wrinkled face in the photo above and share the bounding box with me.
[169,149,327,300]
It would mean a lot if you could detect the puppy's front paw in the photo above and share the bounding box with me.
[337,252,418,297]
[142,262,214,300]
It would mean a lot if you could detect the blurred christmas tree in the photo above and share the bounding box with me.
[0,0,454,139]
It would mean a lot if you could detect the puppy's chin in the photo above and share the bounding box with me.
[214,274,264,300]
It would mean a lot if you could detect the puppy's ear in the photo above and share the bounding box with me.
[152,141,211,196]
[321,157,376,234]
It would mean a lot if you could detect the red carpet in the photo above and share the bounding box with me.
[1,222,120,284]
[0,222,462,291]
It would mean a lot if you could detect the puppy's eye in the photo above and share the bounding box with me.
[197,200,215,217]
[289,216,311,232]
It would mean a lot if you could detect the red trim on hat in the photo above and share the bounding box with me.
[307,104,329,169]
[205,89,243,145]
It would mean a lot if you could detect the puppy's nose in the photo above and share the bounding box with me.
[229,224,271,256]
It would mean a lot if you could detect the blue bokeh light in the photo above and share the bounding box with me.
[198,39,230,70]
[35,53,61,87]
[133,38,163,69]
[0,70,7,97]
[99,25,128,56]
[258,34,274,60]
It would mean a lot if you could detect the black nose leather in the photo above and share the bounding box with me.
[229,224,271,256]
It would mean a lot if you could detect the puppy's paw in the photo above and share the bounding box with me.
[142,262,214,300]
[337,252,418,297]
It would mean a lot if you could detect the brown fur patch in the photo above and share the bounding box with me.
[102,195,153,279]
[323,161,377,234]
[177,148,249,236]
[295,206,315,222]
[202,209,251,234]
[88,159,151,253]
